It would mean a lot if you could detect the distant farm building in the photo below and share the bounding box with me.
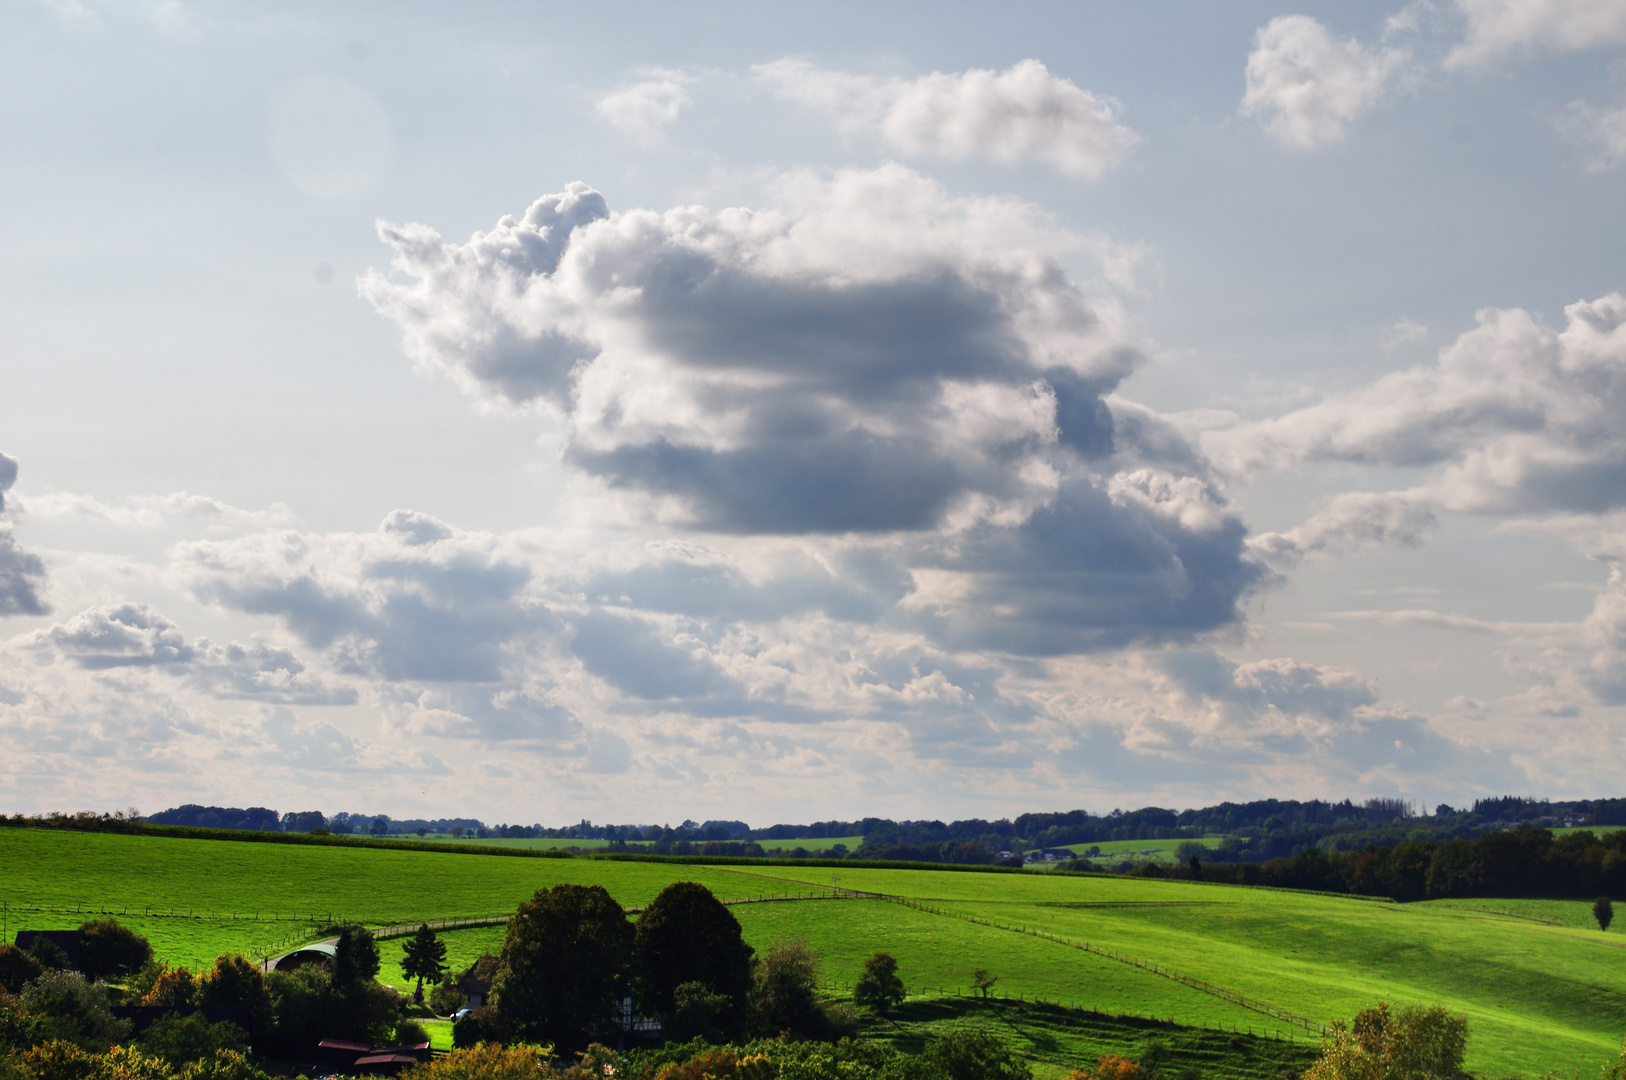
[14,930,85,970]
[271,942,337,972]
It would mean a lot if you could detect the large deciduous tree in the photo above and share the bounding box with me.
[491,884,633,1051]
[851,952,905,1017]
[78,920,152,980]
[633,882,754,1028]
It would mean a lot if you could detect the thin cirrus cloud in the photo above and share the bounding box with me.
[754,59,1139,180]
[1240,14,1408,149]
[1444,0,1626,68]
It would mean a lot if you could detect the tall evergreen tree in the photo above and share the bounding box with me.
[333,926,380,987]
[401,925,449,1004]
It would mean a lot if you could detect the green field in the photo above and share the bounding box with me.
[4,828,1624,1077]
[753,836,862,853]
[376,835,861,855]
[387,835,629,851]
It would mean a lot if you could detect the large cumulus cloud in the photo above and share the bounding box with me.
[360,169,1263,654]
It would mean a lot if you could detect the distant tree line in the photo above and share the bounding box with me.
[19,793,1620,874]
[1122,825,1626,902]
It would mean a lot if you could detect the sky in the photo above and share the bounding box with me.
[2,0,1625,825]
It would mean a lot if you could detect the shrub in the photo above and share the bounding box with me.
[429,978,465,1017]
[0,948,43,996]
[917,1030,1031,1080]
[1304,1002,1470,1080]
[175,1050,270,1080]
[137,1015,248,1068]
[1067,1056,1139,1080]
[17,974,131,1051]
[667,982,733,1044]
[401,1042,552,1080]
[451,1007,508,1049]
[395,1019,430,1045]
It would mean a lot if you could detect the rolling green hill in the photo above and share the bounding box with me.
[3,827,1622,1077]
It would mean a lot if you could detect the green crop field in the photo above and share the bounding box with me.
[3,828,1624,1077]
[754,836,862,853]
[387,835,633,851]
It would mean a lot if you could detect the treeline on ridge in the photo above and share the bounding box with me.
[1142,824,1626,901]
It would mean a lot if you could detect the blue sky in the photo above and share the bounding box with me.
[2,0,1624,823]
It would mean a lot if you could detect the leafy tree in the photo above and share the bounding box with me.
[666,981,734,1044]
[178,1049,274,1080]
[429,977,465,1016]
[491,884,633,1052]
[851,953,905,1017]
[198,956,273,1038]
[139,965,200,1007]
[401,1042,553,1080]
[633,882,754,1026]
[17,971,132,1050]
[0,944,43,995]
[78,920,152,981]
[1597,895,1614,932]
[333,926,381,987]
[1304,1002,1470,1080]
[748,941,825,1039]
[1068,1055,1140,1080]
[971,969,997,1000]
[402,926,449,1004]
[26,938,70,973]
[919,1030,1033,1080]
[138,1015,248,1068]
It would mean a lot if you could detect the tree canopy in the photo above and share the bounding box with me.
[402,926,449,1004]
[491,884,634,1051]
[633,882,754,1021]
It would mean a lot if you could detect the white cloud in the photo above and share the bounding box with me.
[360,167,1136,535]
[1205,293,1626,519]
[756,59,1138,179]
[1240,15,1408,149]
[0,453,50,617]
[1445,0,1626,68]
[360,171,1267,655]
[23,602,355,704]
[1561,100,1626,170]
[594,70,693,140]
[1249,491,1438,569]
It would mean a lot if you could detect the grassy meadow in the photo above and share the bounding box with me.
[4,828,1625,1076]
